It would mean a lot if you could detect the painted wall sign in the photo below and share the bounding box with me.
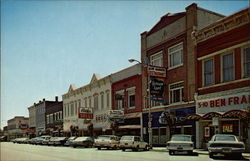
[79,113,93,119]
[150,77,164,101]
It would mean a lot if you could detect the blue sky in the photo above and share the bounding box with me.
[1,1,249,128]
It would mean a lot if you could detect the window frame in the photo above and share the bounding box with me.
[202,58,215,86]
[168,42,183,70]
[127,87,136,109]
[169,81,184,104]
[241,45,250,78]
[150,51,163,67]
[221,52,235,82]
[115,90,124,110]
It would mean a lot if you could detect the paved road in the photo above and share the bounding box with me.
[0,142,249,161]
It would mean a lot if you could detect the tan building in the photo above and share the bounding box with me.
[7,116,29,139]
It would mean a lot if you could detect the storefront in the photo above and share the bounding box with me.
[143,106,195,146]
[193,91,250,149]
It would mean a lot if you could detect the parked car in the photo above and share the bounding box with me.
[35,135,51,145]
[94,135,120,150]
[167,134,194,155]
[13,138,29,144]
[29,137,41,145]
[207,134,245,158]
[0,136,7,142]
[119,136,149,151]
[64,136,77,146]
[51,137,68,146]
[70,136,94,148]
[47,137,58,146]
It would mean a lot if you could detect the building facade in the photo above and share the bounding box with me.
[63,74,112,136]
[45,96,63,136]
[193,7,250,149]
[140,3,224,145]
[7,116,29,140]
[28,104,36,137]
[111,64,142,136]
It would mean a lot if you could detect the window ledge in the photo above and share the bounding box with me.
[168,64,183,71]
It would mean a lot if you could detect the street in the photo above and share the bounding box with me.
[0,142,249,161]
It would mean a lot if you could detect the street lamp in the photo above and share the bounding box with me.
[128,58,152,149]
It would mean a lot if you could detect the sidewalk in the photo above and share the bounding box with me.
[151,147,250,158]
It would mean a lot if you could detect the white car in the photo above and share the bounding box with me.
[208,134,245,158]
[167,135,194,155]
[119,136,149,151]
[94,135,120,150]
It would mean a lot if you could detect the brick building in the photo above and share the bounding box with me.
[111,64,142,136]
[192,7,250,149]
[7,116,29,140]
[140,3,224,145]
[45,96,63,136]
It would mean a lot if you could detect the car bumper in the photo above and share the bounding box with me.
[167,146,193,151]
[208,147,245,154]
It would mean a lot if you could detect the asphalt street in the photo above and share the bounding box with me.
[0,142,249,161]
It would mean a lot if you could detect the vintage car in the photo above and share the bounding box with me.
[207,134,245,158]
[94,135,120,150]
[119,136,149,151]
[70,136,94,148]
[52,137,68,146]
[35,135,51,145]
[47,137,58,146]
[167,135,194,155]
[12,138,29,144]
[64,136,77,146]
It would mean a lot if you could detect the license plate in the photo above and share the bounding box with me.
[223,148,231,152]
[177,146,183,150]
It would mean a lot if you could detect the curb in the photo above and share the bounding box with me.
[151,148,250,158]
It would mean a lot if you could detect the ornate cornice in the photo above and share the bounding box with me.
[194,8,250,43]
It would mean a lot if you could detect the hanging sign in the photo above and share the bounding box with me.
[150,77,164,101]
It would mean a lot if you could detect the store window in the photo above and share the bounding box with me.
[150,51,163,67]
[127,87,136,109]
[242,46,250,77]
[203,59,214,86]
[106,91,110,108]
[169,82,184,104]
[168,42,183,69]
[222,53,234,82]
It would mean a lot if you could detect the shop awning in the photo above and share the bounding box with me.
[222,109,249,119]
[185,109,250,120]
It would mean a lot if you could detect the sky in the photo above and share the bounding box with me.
[1,0,249,128]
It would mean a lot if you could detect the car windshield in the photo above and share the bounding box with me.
[50,137,58,141]
[75,137,90,141]
[171,135,191,141]
[215,135,236,141]
[56,137,66,141]
[121,136,133,141]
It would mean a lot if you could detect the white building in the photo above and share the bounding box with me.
[62,74,112,136]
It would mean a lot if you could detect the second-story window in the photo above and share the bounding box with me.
[168,42,183,69]
[150,51,163,67]
[89,97,92,108]
[106,91,110,108]
[101,93,104,109]
[222,53,234,82]
[169,82,184,104]
[115,90,124,110]
[243,46,250,77]
[94,95,99,110]
[84,98,87,107]
[203,59,214,86]
[127,87,136,109]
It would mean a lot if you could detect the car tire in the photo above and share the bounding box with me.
[73,146,76,148]
[122,148,125,151]
[97,147,101,150]
[169,150,174,155]
[209,153,213,158]
[144,145,149,151]
[187,150,193,155]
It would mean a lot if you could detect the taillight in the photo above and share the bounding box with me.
[190,144,194,147]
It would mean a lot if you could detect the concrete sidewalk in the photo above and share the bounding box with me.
[151,147,250,158]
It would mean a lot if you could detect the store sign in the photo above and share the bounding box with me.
[107,110,124,123]
[223,124,233,133]
[150,77,164,101]
[198,94,250,108]
[212,117,219,126]
[148,66,166,78]
[79,107,93,119]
